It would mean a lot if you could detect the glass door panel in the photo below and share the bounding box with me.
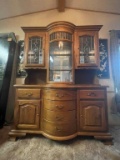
[79,35,96,64]
[27,36,44,65]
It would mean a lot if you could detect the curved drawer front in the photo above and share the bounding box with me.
[79,90,105,99]
[43,109,76,122]
[44,99,76,111]
[17,89,40,99]
[43,89,76,100]
[42,120,76,136]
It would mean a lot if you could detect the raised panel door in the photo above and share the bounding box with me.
[79,101,107,131]
[15,100,40,129]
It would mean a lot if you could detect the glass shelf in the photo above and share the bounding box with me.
[49,70,72,82]
[50,55,72,70]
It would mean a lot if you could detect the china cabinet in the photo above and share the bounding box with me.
[9,22,113,144]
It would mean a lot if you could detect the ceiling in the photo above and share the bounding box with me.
[0,0,120,20]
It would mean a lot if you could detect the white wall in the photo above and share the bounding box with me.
[1,9,120,125]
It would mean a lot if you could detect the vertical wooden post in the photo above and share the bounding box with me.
[58,0,65,12]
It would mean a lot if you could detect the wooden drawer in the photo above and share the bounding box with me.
[42,120,76,136]
[43,89,76,100]
[17,89,40,99]
[43,99,76,111]
[79,90,105,99]
[43,109,76,122]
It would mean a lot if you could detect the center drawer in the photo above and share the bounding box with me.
[43,89,76,100]
[43,109,76,122]
[43,99,76,111]
[42,120,76,136]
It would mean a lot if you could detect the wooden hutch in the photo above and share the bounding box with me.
[9,22,113,144]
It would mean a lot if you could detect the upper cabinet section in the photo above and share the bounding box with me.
[74,25,102,69]
[22,22,102,71]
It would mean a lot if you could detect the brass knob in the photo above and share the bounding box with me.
[55,94,64,98]
[56,116,63,121]
[56,94,58,97]
[87,92,96,97]
[56,105,64,109]
[26,92,33,97]
[56,127,62,132]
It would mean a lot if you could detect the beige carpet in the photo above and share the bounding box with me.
[0,126,120,160]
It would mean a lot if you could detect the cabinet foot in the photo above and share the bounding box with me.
[94,135,113,145]
[9,136,17,141]
[9,130,26,140]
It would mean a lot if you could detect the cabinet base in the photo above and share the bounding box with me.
[42,132,77,141]
[9,129,113,145]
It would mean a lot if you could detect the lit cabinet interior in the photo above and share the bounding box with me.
[49,31,73,83]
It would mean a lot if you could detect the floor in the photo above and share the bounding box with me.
[0,125,11,145]
[0,126,120,160]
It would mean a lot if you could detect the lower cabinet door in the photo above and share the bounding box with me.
[15,100,40,129]
[79,101,107,131]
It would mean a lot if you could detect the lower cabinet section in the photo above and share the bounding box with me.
[9,86,113,144]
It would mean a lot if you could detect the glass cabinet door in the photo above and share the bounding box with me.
[79,35,95,64]
[25,33,45,67]
[49,32,73,82]
[77,32,99,67]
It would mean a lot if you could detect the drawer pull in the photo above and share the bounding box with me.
[25,93,33,97]
[56,116,63,121]
[87,92,96,97]
[55,94,64,98]
[56,127,62,132]
[56,105,64,109]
